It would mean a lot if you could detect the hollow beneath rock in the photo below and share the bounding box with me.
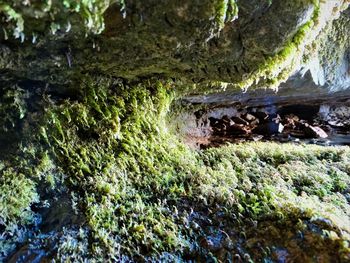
[181,102,350,149]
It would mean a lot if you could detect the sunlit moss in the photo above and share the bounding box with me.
[215,0,238,31]
[32,77,350,260]
[237,0,321,91]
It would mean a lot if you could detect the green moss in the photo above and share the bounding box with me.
[37,77,196,259]
[0,0,125,40]
[1,77,350,261]
[30,77,350,261]
[0,165,39,260]
[0,85,28,134]
[316,7,350,85]
[0,167,38,226]
[215,0,238,31]
[238,0,321,91]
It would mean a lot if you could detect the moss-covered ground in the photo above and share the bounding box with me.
[0,78,350,262]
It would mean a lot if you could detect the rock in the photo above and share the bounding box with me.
[253,122,284,135]
[268,113,281,123]
[319,105,331,119]
[221,115,235,126]
[222,115,231,124]
[253,111,269,122]
[303,124,328,138]
[213,127,226,135]
[328,120,344,127]
[209,116,239,135]
[209,118,226,134]
[227,124,250,135]
[283,114,300,128]
[286,114,300,122]
[231,116,249,126]
[288,130,307,138]
[250,119,260,126]
[295,119,308,130]
[252,135,264,141]
[243,113,256,122]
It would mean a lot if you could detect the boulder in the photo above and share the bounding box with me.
[231,116,249,126]
[253,112,269,122]
[283,114,300,129]
[253,122,284,135]
[243,113,256,122]
[222,115,234,126]
[227,124,250,136]
[303,124,328,138]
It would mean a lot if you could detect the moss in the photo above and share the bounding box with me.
[27,77,350,261]
[1,77,350,261]
[237,0,321,91]
[0,82,64,260]
[215,0,238,31]
[0,85,28,134]
[0,167,38,226]
[0,0,125,40]
[36,77,196,259]
[0,165,39,260]
[316,8,350,88]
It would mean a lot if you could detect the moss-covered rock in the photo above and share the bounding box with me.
[1,1,350,261]
[1,77,350,261]
[0,1,348,94]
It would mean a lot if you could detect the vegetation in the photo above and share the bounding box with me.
[0,1,349,261]
[237,0,321,91]
[215,0,238,31]
[0,78,349,261]
[0,0,125,40]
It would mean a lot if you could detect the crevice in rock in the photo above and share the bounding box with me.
[180,100,350,149]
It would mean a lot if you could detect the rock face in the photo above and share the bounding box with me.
[319,105,350,127]
[184,3,350,107]
[178,101,350,149]
[0,0,349,97]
